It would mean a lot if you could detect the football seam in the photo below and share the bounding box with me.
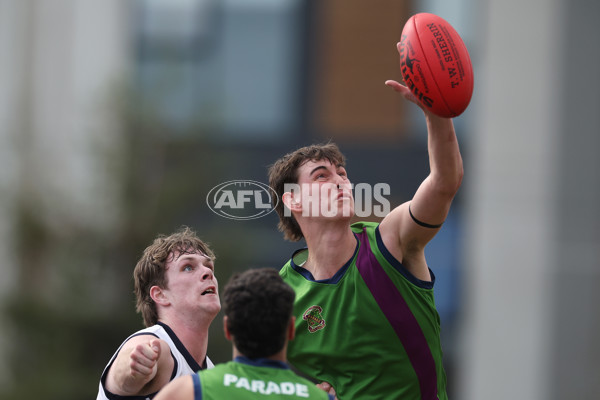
[412,15,455,117]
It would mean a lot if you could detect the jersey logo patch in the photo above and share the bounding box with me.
[302,305,326,333]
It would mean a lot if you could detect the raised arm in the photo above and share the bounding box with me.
[379,75,463,281]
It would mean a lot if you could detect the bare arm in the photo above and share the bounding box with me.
[104,335,174,397]
[379,73,463,281]
[154,375,195,400]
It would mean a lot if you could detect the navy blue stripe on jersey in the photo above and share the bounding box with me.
[289,235,359,284]
[374,225,435,289]
[193,373,202,400]
[157,322,207,371]
[100,331,168,400]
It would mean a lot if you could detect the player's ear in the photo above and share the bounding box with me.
[282,191,301,213]
[287,316,296,341]
[223,316,232,341]
[150,285,170,306]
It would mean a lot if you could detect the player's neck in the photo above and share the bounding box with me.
[233,347,288,364]
[303,224,356,280]
[160,316,210,365]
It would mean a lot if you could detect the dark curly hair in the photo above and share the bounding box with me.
[223,268,295,359]
[268,142,346,241]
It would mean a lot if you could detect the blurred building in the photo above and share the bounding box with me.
[0,0,130,391]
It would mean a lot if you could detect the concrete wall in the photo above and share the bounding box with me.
[459,0,600,398]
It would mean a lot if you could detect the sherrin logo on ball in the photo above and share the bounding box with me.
[399,13,474,118]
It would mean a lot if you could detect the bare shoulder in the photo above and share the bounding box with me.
[378,202,433,282]
[378,202,411,252]
[154,375,195,400]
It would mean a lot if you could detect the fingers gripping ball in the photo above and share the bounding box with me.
[399,13,474,118]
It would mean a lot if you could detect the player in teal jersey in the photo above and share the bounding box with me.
[154,268,334,400]
[267,79,463,399]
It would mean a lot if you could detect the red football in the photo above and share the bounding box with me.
[399,13,474,118]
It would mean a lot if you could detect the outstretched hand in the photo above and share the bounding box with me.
[385,79,420,104]
[385,42,439,119]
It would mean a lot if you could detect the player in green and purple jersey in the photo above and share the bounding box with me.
[268,81,463,399]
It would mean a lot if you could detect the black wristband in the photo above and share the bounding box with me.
[409,203,444,229]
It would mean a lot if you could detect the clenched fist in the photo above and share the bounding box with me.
[129,339,162,381]
[105,336,171,396]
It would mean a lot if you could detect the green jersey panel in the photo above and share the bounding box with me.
[280,221,447,400]
[196,358,332,399]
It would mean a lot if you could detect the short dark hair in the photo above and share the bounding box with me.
[222,268,295,359]
[134,226,215,327]
[268,142,346,241]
